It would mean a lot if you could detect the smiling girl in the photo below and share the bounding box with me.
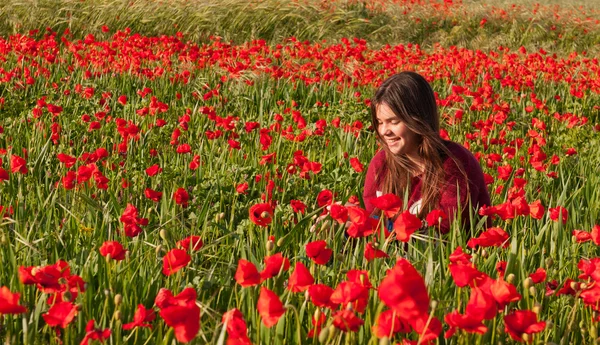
[363,71,491,234]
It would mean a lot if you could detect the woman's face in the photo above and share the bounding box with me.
[376,103,421,157]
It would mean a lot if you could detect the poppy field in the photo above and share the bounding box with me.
[1,0,600,344]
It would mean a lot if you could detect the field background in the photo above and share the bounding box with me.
[1,0,600,344]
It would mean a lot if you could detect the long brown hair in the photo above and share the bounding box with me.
[370,71,467,217]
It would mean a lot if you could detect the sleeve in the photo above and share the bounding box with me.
[437,157,480,234]
[363,151,385,215]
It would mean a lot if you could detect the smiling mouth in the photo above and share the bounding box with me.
[385,138,400,144]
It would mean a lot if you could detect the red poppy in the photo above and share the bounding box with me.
[346,207,378,238]
[145,164,162,176]
[371,193,402,217]
[236,182,249,194]
[572,230,592,243]
[465,285,497,320]
[490,278,521,308]
[123,304,155,330]
[372,309,410,338]
[257,287,286,328]
[119,204,148,238]
[287,262,314,292]
[449,246,472,265]
[260,253,290,281]
[177,236,203,251]
[234,259,261,287]
[528,268,547,284]
[0,168,8,181]
[330,281,368,307]
[364,242,388,262]
[42,301,78,328]
[426,209,448,227]
[378,259,430,321]
[592,225,600,245]
[329,204,348,224]
[0,286,27,315]
[393,210,422,242]
[349,157,364,173]
[173,188,190,208]
[144,188,162,202]
[10,155,27,174]
[80,320,111,345]
[503,310,546,342]
[162,249,191,276]
[444,310,488,338]
[332,309,364,332]
[159,303,200,343]
[57,153,77,168]
[316,189,333,207]
[305,240,332,265]
[448,262,484,288]
[248,203,273,227]
[307,284,338,309]
[222,308,250,342]
[548,206,568,225]
[467,227,509,249]
[155,288,197,309]
[99,241,126,261]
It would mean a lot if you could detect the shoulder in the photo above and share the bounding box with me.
[368,149,387,168]
[442,140,478,169]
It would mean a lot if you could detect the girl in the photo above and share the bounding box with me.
[363,71,491,234]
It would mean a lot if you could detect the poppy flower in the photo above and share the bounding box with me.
[260,253,290,281]
[316,190,333,207]
[177,236,203,251]
[144,188,162,202]
[99,241,126,261]
[307,284,338,309]
[371,193,402,217]
[159,303,200,343]
[393,210,422,242]
[548,206,568,225]
[467,227,509,249]
[236,182,249,194]
[162,249,191,276]
[57,153,77,168]
[234,259,261,287]
[145,164,162,176]
[80,320,111,345]
[346,207,378,238]
[528,200,545,219]
[330,281,368,307]
[528,268,547,284]
[42,301,78,328]
[287,262,314,292]
[10,155,27,174]
[305,240,332,265]
[503,310,546,342]
[248,203,273,227]
[465,285,497,320]
[329,204,348,224]
[0,286,27,315]
[0,168,8,181]
[257,287,286,327]
[222,308,250,342]
[364,242,388,262]
[349,157,364,173]
[372,309,410,338]
[123,304,155,330]
[444,310,488,338]
[592,225,600,245]
[173,188,190,208]
[332,309,363,332]
[490,278,522,308]
[378,259,430,320]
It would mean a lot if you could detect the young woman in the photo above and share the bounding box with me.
[363,71,491,234]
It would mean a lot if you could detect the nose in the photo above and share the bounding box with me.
[379,123,391,135]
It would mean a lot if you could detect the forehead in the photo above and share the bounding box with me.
[375,103,399,120]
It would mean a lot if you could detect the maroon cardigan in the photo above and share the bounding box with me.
[363,140,491,234]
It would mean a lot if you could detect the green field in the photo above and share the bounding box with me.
[1,0,600,344]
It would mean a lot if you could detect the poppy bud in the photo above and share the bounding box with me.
[105,253,112,262]
[114,310,122,321]
[277,237,285,247]
[314,308,321,321]
[156,245,163,258]
[159,229,168,241]
[305,290,310,302]
[320,220,331,233]
[430,300,438,310]
[104,289,111,297]
[0,233,6,244]
[218,212,225,220]
[114,294,122,306]
[266,239,275,252]
[545,258,554,267]
[529,286,536,296]
[379,337,390,345]
[522,334,530,342]
[570,281,580,291]
[481,249,488,258]
[523,277,533,290]
[590,325,597,338]
[506,273,515,284]
[318,326,330,343]
[533,302,542,315]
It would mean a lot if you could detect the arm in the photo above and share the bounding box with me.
[437,159,479,234]
[363,151,385,215]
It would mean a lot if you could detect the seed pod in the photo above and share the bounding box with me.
[62,291,72,302]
